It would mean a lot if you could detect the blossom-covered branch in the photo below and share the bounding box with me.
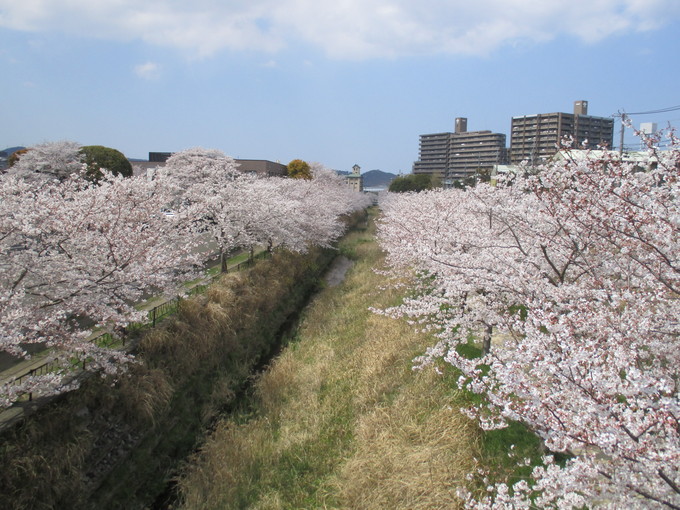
[376,130,680,508]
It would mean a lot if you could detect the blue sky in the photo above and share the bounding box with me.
[1,1,679,173]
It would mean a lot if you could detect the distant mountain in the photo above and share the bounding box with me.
[0,146,25,157]
[0,146,25,170]
[362,169,396,188]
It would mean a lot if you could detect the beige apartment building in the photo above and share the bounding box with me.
[509,100,614,165]
[413,117,507,185]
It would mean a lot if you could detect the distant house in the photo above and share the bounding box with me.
[490,164,520,184]
[131,161,164,177]
[345,164,363,192]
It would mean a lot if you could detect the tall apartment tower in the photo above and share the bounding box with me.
[509,100,614,165]
[413,118,507,184]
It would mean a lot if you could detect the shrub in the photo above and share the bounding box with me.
[80,145,133,181]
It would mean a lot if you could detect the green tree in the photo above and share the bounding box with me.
[287,159,312,180]
[80,145,133,181]
[388,173,434,192]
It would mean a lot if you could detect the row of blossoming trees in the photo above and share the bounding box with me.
[376,132,679,509]
[0,142,371,407]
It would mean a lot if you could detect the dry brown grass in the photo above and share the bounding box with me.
[0,242,339,510]
[177,212,479,509]
[336,368,477,510]
[116,366,174,426]
[179,420,279,510]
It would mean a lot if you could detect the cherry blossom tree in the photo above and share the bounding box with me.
[1,171,200,406]
[1,145,370,407]
[310,162,373,216]
[273,163,372,251]
[248,162,371,253]
[5,141,86,183]
[376,130,680,508]
[162,150,370,270]
[162,148,299,270]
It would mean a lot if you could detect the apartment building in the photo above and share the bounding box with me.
[509,100,614,165]
[413,117,507,184]
[412,132,451,179]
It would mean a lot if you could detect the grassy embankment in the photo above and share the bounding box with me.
[0,220,348,510]
[177,208,543,509]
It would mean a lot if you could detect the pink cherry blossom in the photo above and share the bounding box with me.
[376,129,680,508]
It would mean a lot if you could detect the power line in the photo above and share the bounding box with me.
[614,104,680,116]
[627,105,680,115]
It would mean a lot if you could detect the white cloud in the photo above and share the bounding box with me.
[0,0,678,59]
[134,61,161,79]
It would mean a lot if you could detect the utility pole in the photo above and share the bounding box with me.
[619,112,626,155]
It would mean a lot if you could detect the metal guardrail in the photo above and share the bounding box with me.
[9,331,116,402]
[150,296,181,327]
[12,359,60,387]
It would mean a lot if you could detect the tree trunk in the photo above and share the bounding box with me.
[482,324,493,355]
[220,249,228,273]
